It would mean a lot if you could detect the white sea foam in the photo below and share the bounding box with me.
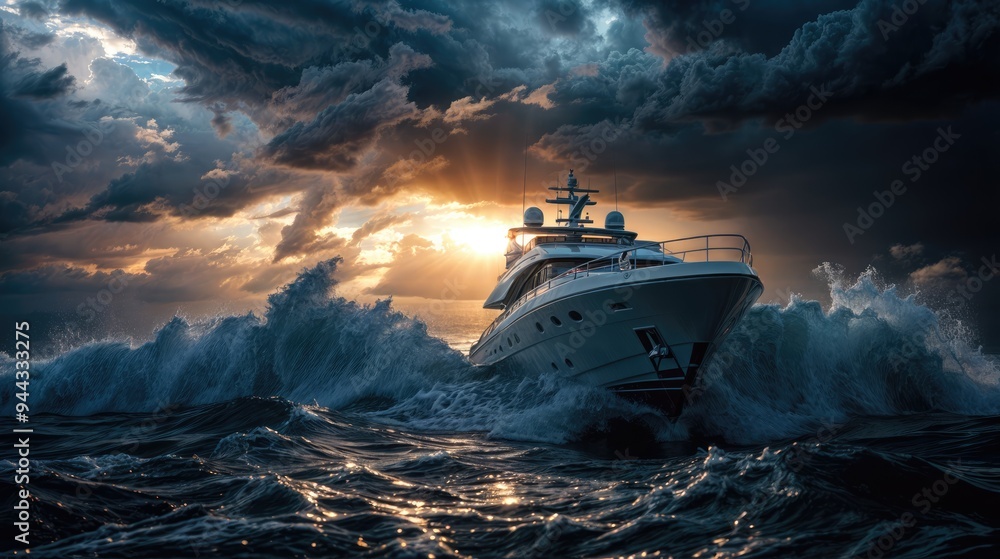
[3,259,997,444]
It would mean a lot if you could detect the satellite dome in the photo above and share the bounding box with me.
[524,206,544,227]
[605,211,625,230]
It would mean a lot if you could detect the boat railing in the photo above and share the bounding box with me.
[473,234,753,348]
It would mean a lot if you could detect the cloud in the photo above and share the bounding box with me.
[17,1,50,20]
[264,79,418,170]
[909,256,967,291]
[365,234,495,300]
[3,0,1000,347]
[265,42,432,130]
[552,0,1000,136]
[890,242,925,261]
[11,62,74,98]
[272,184,344,262]
[350,211,410,246]
[536,0,593,36]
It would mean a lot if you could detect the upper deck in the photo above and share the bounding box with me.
[475,234,755,346]
[487,170,641,309]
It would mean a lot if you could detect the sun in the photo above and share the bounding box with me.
[445,223,510,256]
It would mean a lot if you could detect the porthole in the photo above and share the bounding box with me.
[507,337,513,347]
[568,310,583,322]
[551,362,558,371]
[564,358,574,368]
[550,316,562,326]
[514,333,521,343]
[535,322,544,333]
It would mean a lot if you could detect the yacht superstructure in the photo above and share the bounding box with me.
[469,170,763,416]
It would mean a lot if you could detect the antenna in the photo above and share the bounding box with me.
[613,153,619,211]
[521,130,529,251]
[522,133,528,217]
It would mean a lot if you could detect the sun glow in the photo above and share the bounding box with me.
[444,223,510,256]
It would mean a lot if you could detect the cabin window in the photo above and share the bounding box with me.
[524,260,587,293]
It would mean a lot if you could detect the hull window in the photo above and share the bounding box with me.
[568,310,583,321]
[550,316,562,326]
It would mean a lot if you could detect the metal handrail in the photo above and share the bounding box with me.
[472,234,753,349]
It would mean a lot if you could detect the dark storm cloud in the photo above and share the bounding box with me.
[3,18,58,49]
[60,0,314,104]
[48,151,323,227]
[0,263,131,297]
[369,0,453,34]
[17,31,56,49]
[10,0,997,223]
[0,22,72,165]
[57,0,448,112]
[2,0,999,344]
[268,42,432,125]
[617,0,859,57]
[265,79,419,170]
[535,0,593,36]
[11,62,75,98]
[547,0,1000,138]
[17,1,51,20]
[272,183,344,262]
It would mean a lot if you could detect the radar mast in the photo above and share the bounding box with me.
[546,170,597,227]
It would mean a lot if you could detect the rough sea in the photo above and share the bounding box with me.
[3,259,999,558]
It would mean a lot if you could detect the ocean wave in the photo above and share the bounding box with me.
[3,259,998,445]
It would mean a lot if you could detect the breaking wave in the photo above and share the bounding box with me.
[3,258,998,444]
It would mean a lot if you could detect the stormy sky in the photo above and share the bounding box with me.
[1,0,998,352]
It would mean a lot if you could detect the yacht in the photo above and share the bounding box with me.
[469,170,763,417]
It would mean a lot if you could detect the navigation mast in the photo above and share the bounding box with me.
[546,169,597,227]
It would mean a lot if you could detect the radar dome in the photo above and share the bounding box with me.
[605,211,625,230]
[524,207,544,227]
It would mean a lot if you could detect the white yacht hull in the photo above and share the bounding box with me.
[469,261,763,416]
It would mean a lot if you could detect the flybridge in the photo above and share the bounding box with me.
[504,170,637,269]
[512,169,634,238]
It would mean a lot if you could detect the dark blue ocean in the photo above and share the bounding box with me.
[3,259,999,558]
